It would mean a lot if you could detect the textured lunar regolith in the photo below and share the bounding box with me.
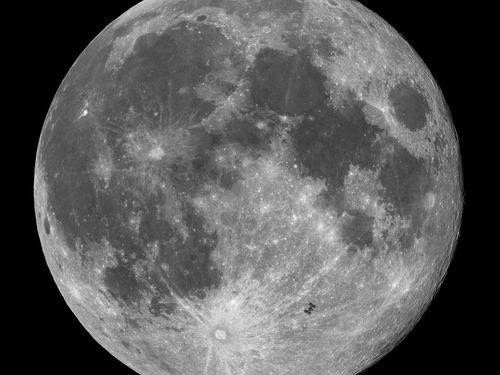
[34,1,463,374]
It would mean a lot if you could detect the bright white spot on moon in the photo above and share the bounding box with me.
[259,202,272,214]
[78,100,90,118]
[256,121,266,130]
[259,12,270,19]
[148,146,165,160]
[78,109,89,118]
[425,192,436,210]
[67,282,83,301]
[214,329,227,341]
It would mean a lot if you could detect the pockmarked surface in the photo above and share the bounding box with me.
[34,1,462,374]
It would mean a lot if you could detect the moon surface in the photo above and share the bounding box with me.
[34,1,463,374]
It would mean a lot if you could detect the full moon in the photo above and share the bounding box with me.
[34,1,463,374]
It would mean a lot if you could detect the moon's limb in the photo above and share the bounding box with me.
[35,1,462,374]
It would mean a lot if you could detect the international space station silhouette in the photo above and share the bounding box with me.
[304,303,317,315]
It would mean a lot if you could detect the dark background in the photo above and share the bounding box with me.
[16,1,482,374]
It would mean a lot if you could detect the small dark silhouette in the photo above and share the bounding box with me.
[304,302,317,315]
